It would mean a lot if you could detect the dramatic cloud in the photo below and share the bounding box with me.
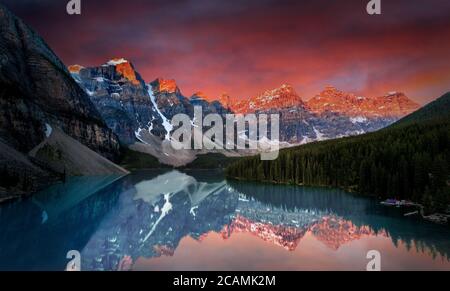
[3,0,450,104]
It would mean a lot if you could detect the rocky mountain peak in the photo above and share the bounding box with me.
[259,83,298,99]
[315,86,360,102]
[383,91,409,102]
[308,86,361,116]
[220,93,232,109]
[151,78,179,94]
[68,59,168,143]
[371,91,420,117]
[68,64,84,74]
[191,91,208,100]
[105,58,129,66]
[307,86,419,118]
[230,84,304,114]
[102,58,140,85]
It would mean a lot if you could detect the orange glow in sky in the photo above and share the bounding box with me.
[4,0,450,104]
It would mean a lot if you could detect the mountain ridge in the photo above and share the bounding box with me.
[70,61,419,147]
[226,84,419,118]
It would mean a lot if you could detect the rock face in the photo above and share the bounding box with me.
[232,84,305,114]
[73,70,230,145]
[136,80,233,166]
[0,4,121,160]
[70,60,167,144]
[308,86,420,118]
[72,67,236,167]
[148,79,229,120]
[0,4,124,198]
[189,92,230,115]
[149,78,195,120]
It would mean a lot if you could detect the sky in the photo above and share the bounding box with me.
[2,0,450,104]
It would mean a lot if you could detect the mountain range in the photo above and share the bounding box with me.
[226,84,419,143]
[70,59,420,148]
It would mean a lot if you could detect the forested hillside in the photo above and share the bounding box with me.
[226,93,450,212]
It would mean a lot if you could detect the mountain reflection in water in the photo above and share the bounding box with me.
[0,170,449,271]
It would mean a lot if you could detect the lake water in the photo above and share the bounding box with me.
[0,170,449,271]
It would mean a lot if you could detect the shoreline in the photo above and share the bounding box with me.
[225,176,450,226]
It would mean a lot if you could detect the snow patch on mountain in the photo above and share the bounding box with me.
[350,116,368,124]
[147,85,173,140]
[313,127,326,141]
[86,89,95,96]
[135,128,148,144]
[190,206,199,217]
[45,123,53,138]
[106,58,128,66]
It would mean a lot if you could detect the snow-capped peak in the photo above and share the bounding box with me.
[230,84,303,113]
[105,58,129,66]
[386,91,398,96]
